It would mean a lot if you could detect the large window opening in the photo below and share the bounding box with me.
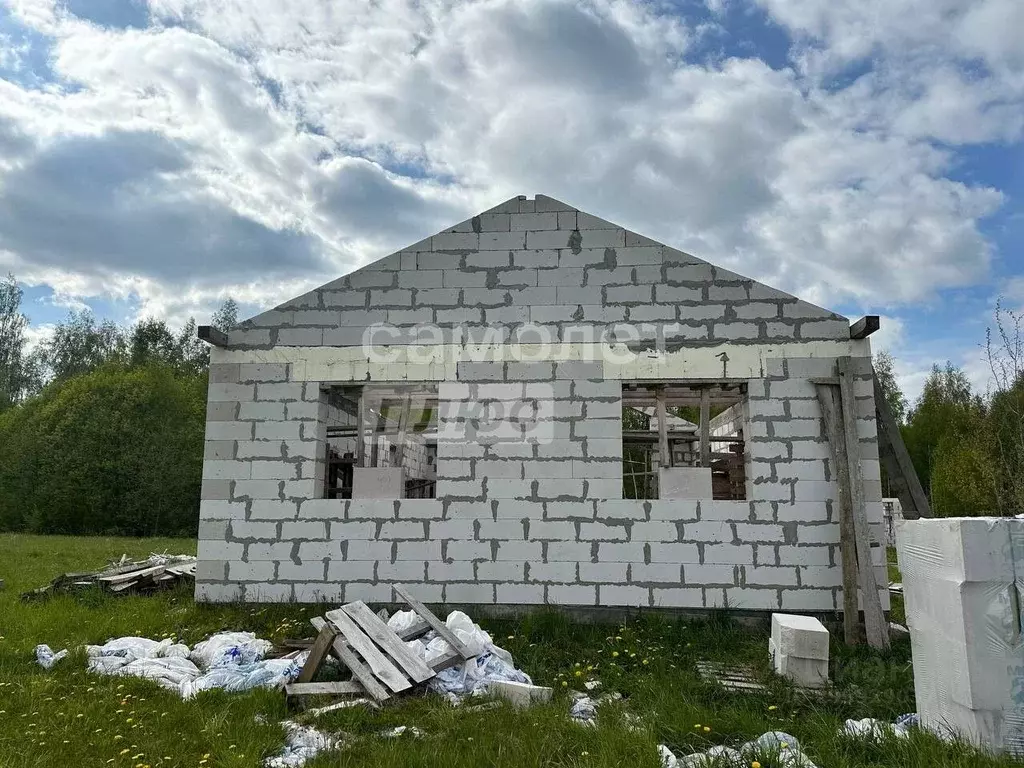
[324,384,438,499]
[621,382,747,501]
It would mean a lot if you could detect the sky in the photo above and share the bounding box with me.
[0,0,1021,403]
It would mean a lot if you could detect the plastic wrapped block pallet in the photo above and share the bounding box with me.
[769,614,829,688]
[898,517,1024,755]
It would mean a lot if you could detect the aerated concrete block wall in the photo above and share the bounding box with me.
[196,194,887,613]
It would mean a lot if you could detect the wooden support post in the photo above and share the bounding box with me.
[838,357,889,650]
[656,386,670,468]
[816,383,861,646]
[356,391,367,468]
[873,373,931,519]
[699,387,711,467]
[394,398,411,467]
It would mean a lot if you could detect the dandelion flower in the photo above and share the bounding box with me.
[612,651,619,658]
[752,763,761,768]
[703,726,711,733]
[768,705,777,711]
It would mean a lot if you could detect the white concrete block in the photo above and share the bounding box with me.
[659,467,713,499]
[489,680,553,708]
[771,613,830,660]
[769,638,829,688]
[352,467,405,498]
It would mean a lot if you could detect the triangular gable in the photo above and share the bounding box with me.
[230,194,848,348]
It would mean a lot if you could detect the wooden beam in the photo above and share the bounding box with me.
[815,383,861,646]
[873,374,931,519]
[838,357,889,650]
[850,316,880,339]
[197,325,228,347]
[699,387,711,467]
[356,391,367,468]
[310,617,391,702]
[297,624,338,683]
[393,585,473,659]
[394,398,411,467]
[323,609,412,694]
[340,601,434,683]
[285,681,365,697]
[656,386,670,468]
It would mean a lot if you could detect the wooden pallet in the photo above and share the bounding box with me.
[288,589,474,706]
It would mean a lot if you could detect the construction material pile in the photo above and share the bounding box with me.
[22,553,197,599]
[286,586,531,708]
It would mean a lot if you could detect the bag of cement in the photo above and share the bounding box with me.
[86,636,173,663]
[680,746,744,767]
[190,632,273,669]
[114,657,202,691]
[842,717,911,740]
[264,720,339,768]
[658,745,679,768]
[181,656,305,699]
[35,644,68,669]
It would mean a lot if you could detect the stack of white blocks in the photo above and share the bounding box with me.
[899,517,1024,755]
[769,613,830,688]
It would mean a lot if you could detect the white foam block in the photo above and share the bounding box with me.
[898,517,1024,755]
[771,613,830,661]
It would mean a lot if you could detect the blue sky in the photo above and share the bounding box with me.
[1,0,1021,400]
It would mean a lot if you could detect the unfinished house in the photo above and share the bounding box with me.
[196,194,889,616]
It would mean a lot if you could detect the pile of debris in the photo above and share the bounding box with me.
[22,553,197,599]
[286,585,531,708]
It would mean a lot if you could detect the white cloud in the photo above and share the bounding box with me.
[0,0,1015,330]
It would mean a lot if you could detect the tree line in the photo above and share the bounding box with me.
[0,274,237,536]
[874,302,1024,517]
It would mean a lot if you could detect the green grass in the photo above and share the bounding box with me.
[0,533,1019,768]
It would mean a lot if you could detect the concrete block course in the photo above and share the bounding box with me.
[198,195,878,617]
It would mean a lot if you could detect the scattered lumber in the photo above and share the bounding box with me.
[21,553,197,600]
[287,589,475,709]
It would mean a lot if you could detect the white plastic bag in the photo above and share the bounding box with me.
[35,644,67,669]
[264,721,339,768]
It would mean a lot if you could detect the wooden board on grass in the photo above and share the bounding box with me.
[311,617,392,703]
[342,601,435,683]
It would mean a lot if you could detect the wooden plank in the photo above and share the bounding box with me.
[297,624,337,684]
[656,386,670,468]
[341,601,434,683]
[699,387,711,467]
[395,619,431,642]
[356,390,366,468]
[429,648,464,673]
[394,398,411,466]
[97,565,165,584]
[816,383,861,647]
[311,617,391,703]
[197,325,228,346]
[838,358,889,650]
[285,681,365,697]
[393,585,473,659]
[873,373,931,518]
[324,609,412,693]
[850,315,880,339]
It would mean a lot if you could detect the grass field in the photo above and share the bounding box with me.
[0,533,1018,768]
